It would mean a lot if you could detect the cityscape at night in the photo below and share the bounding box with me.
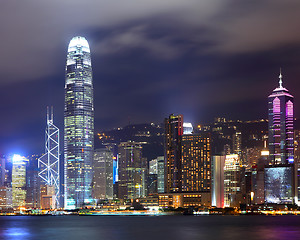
[1,1,300,240]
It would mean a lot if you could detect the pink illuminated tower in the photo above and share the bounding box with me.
[268,70,294,164]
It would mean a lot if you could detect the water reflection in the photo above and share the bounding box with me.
[0,216,300,240]
[4,227,30,239]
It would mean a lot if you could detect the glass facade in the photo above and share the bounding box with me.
[12,155,28,209]
[164,114,183,193]
[224,154,241,207]
[92,148,114,201]
[64,36,94,209]
[118,141,146,200]
[157,156,165,193]
[264,166,293,204]
[268,73,294,164]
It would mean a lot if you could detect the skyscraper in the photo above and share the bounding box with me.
[211,155,225,208]
[38,108,60,208]
[118,141,147,200]
[181,133,211,192]
[12,155,28,209]
[164,114,183,193]
[266,71,296,204]
[224,154,242,207]
[92,147,114,202]
[64,36,94,209]
[156,156,165,193]
[268,71,294,164]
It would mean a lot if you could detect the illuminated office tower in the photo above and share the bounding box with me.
[224,154,242,207]
[64,36,94,209]
[268,71,294,164]
[181,133,211,192]
[38,108,60,208]
[118,141,146,200]
[211,155,225,208]
[157,156,165,193]
[26,155,40,209]
[92,148,114,202]
[264,165,294,204]
[12,155,28,209]
[164,114,183,193]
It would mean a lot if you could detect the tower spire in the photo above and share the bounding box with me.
[279,68,283,88]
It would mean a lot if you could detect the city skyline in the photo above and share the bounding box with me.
[1,1,300,156]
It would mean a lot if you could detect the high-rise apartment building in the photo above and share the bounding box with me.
[92,148,114,201]
[64,36,94,209]
[118,141,146,200]
[181,133,211,192]
[12,155,28,209]
[268,71,294,164]
[164,114,183,193]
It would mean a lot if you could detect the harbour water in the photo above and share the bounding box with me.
[1,215,300,240]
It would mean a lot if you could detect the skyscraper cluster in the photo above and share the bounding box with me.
[0,35,298,213]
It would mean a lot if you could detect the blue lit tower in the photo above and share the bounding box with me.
[64,36,94,209]
[268,70,294,164]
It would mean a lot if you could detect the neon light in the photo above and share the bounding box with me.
[286,100,293,116]
[273,97,280,113]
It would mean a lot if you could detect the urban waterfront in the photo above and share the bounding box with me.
[1,215,300,240]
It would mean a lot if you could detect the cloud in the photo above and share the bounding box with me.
[94,25,187,60]
[3,0,300,85]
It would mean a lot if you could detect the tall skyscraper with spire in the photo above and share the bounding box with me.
[38,107,60,208]
[64,36,94,209]
[268,70,294,164]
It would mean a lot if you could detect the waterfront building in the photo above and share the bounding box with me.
[12,155,28,209]
[264,165,295,204]
[38,108,60,208]
[268,71,294,164]
[266,71,296,204]
[40,185,55,209]
[64,36,94,209]
[93,148,114,202]
[158,192,211,208]
[164,114,183,193]
[181,133,211,192]
[224,154,242,207]
[211,155,225,208]
[26,155,40,209]
[0,186,12,209]
[157,156,165,193]
[118,141,147,200]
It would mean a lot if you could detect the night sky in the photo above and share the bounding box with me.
[1,0,300,155]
